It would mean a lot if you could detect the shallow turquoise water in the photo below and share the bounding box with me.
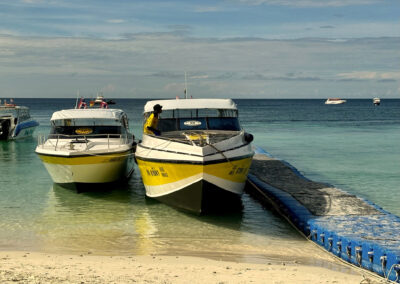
[239,99,400,216]
[0,98,398,266]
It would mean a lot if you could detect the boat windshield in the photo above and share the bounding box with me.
[145,108,241,132]
[0,108,30,120]
[50,118,128,138]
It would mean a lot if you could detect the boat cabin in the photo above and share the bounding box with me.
[49,109,129,139]
[0,106,31,121]
[143,99,241,133]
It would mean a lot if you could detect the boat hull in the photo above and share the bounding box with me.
[0,119,39,140]
[136,156,252,214]
[12,120,39,139]
[325,101,346,105]
[153,179,243,214]
[37,150,134,184]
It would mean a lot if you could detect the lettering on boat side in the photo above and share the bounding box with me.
[184,120,202,126]
[228,166,248,176]
[146,167,168,177]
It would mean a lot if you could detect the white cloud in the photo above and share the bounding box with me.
[190,74,209,79]
[0,29,20,37]
[106,19,125,24]
[237,0,380,7]
[0,35,398,98]
[194,6,221,13]
[100,84,116,93]
[163,82,185,93]
[337,71,400,80]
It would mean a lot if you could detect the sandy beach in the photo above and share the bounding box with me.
[0,251,384,284]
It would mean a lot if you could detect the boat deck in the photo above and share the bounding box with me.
[160,131,239,145]
[247,147,400,282]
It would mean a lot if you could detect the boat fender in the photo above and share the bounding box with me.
[244,132,253,143]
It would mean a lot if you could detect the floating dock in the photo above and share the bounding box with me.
[247,147,400,282]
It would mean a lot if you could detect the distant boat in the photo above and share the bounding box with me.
[0,100,39,140]
[88,94,110,108]
[373,98,380,106]
[325,98,346,105]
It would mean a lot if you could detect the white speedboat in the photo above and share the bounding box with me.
[373,98,380,105]
[35,108,135,189]
[135,99,254,214]
[324,98,346,105]
[0,101,39,140]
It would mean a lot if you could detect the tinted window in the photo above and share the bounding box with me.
[207,117,241,131]
[158,119,178,132]
[50,126,124,138]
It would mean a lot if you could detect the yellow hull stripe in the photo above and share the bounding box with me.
[37,151,130,165]
[137,157,252,186]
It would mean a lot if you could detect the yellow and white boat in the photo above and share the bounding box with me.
[135,99,254,214]
[35,108,135,190]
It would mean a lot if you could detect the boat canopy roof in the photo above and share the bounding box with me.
[0,105,29,111]
[51,108,126,121]
[144,99,237,113]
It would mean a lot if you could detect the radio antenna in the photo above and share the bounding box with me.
[184,72,188,99]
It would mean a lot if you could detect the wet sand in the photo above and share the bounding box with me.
[0,251,382,283]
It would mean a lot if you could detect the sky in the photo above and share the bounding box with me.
[0,0,399,99]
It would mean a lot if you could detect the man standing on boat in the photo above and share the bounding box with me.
[143,104,162,136]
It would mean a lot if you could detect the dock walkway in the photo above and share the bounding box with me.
[247,148,400,282]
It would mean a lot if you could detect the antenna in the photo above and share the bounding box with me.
[184,72,188,99]
[75,90,79,109]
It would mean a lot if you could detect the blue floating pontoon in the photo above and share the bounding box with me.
[247,147,400,282]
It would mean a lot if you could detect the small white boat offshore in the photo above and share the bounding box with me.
[324,98,347,105]
[35,108,135,190]
[0,100,39,140]
[135,98,255,214]
[373,97,380,105]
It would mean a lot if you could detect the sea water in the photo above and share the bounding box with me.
[0,98,398,266]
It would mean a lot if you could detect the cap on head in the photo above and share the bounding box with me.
[153,104,162,111]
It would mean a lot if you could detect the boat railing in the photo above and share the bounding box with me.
[37,133,130,151]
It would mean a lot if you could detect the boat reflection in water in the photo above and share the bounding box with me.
[35,183,158,255]
[34,182,244,257]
